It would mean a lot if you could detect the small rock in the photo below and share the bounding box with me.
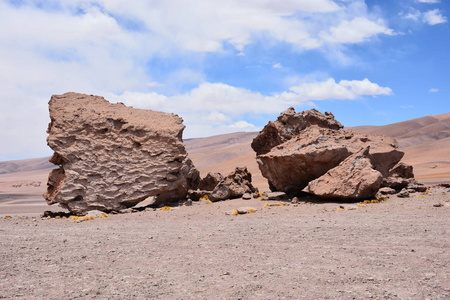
[408,183,427,192]
[378,187,397,195]
[291,197,300,203]
[85,210,106,218]
[433,203,443,207]
[397,189,410,198]
[242,193,252,200]
[267,192,286,200]
[119,208,134,214]
[236,207,257,214]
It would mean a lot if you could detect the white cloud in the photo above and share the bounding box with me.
[417,0,440,3]
[320,17,394,44]
[289,78,392,100]
[0,0,396,159]
[273,63,282,69]
[401,8,447,25]
[423,9,447,25]
[429,88,439,92]
[113,78,392,138]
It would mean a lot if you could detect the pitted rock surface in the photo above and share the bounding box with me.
[253,108,415,198]
[44,92,199,215]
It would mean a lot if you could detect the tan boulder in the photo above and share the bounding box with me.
[251,108,343,155]
[307,147,383,199]
[209,167,258,202]
[44,92,199,215]
[253,108,410,197]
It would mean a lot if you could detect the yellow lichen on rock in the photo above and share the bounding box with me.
[357,203,366,207]
[199,195,209,202]
[231,210,239,215]
[205,200,213,204]
[246,209,256,214]
[4,216,12,219]
[160,206,172,211]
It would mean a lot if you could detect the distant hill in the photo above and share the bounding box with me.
[0,157,54,175]
[351,112,450,148]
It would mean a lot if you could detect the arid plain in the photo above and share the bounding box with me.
[1,113,449,299]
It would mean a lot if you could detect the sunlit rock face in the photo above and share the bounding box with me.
[252,108,414,199]
[44,92,199,215]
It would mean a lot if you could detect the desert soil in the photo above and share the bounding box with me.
[1,187,449,299]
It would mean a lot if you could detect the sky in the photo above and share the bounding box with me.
[1,0,449,160]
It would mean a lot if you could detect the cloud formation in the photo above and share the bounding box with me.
[114,78,392,137]
[0,0,398,159]
[402,8,447,25]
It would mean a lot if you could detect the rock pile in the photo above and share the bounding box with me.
[188,167,258,202]
[44,92,199,215]
[252,108,424,199]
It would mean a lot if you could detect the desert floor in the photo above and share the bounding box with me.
[1,187,449,299]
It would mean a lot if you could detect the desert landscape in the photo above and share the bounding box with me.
[1,102,449,299]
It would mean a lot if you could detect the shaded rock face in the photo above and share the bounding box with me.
[252,108,415,199]
[188,167,258,202]
[209,167,258,202]
[198,172,224,191]
[44,92,199,215]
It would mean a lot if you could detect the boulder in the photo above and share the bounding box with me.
[44,92,199,215]
[307,147,383,199]
[252,108,414,198]
[198,172,224,191]
[251,108,343,156]
[209,167,258,202]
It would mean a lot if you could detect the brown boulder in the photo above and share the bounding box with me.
[44,92,199,215]
[209,167,258,202]
[307,147,383,199]
[198,172,224,191]
[251,108,343,155]
[253,108,410,198]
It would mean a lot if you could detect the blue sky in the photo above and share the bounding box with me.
[1,0,449,160]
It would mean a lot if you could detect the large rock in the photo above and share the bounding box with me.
[307,147,383,199]
[252,108,409,197]
[44,92,199,215]
[251,108,343,156]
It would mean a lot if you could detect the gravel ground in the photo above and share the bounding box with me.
[1,187,449,299]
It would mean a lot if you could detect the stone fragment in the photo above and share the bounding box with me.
[242,193,252,200]
[198,172,224,191]
[408,183,427,193]
[236,207,257,214]
[397,189,410,198]
[378,187,397,195]
[307,147,383,199]
[187,189,211,201]
[267,192,287,200]
[209,167,258,202]
[44,92,199,215]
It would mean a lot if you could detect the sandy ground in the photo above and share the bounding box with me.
[1,187,449,299]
